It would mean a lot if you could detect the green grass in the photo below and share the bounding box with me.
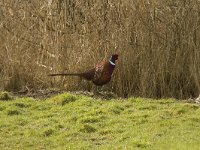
[0,93,200,149]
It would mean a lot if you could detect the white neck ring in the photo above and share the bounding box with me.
[109,60,115,66]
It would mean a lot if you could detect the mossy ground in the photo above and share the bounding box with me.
[0,93,200,149]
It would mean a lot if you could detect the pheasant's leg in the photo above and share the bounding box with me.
[99,86,103,93]
[93,86,99,95]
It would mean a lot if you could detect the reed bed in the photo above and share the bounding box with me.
[0,0,200,98]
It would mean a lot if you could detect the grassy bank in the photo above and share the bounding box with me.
[0,93,200,149]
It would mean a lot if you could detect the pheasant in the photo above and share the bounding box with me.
[48,54,119,87]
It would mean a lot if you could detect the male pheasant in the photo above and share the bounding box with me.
[48,54,119,86]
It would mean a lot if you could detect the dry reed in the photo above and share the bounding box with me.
[0,0,200,99]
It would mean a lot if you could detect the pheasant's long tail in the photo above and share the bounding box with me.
[48,73,82,76]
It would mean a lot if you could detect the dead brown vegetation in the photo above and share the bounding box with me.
[0,0,200,99]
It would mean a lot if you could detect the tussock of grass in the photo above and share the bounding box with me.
[49,93,79,105]
[0,93,200,149]
[0,92,13,101]
[7,109,21,116]
[109,105,125,114]
[14,102,31,108]
[43,128,55,137]
[80,124,97,133]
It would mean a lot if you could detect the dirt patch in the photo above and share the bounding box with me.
[11,89,118,100]
[12,89,65,99]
